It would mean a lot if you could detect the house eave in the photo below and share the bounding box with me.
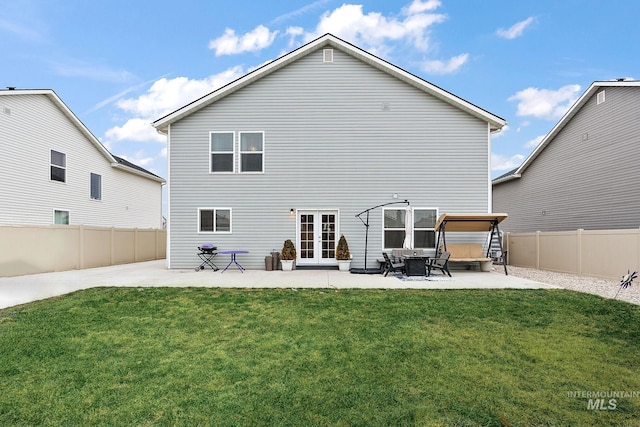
[492,173,521,185]
[511,79,640,178]
[112,163,166,183]
[1,88,165,184]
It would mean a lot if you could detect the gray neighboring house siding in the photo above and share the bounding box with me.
[493,81,640,233]
[155,34,505,270]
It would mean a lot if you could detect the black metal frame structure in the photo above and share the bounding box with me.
[351,200,410,274]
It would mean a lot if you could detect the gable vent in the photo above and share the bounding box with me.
[597,90,605,105]
[323,48,333,63]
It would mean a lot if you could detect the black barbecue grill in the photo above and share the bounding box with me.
[196,244,219,271]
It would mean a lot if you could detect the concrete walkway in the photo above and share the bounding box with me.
[0,260,558,309]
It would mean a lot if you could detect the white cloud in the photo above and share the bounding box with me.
[104,67,244,145]
[270,0,334,25]
[497,17,535,40]
[421,53,468,74]
[508,84,581,120]
[491,153,525,171]
[524,134,545,148]
[303,3,446,53]
[492,124,509,139]
[209,25,278,56]
[105,118,163,143]
[404,0,442,14]
[116,67,244,119]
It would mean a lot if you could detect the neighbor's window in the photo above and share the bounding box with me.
[54,209,69,225]
[413,208,437,249]
[239,132,264,172]
[199,208,232,233]
[383,208,406,249]
[51,150,66,182]
[210,132,234,173]
[90,173,102,200]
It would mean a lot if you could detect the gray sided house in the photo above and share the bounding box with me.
[493,80,640,233]
[154,34,506,270]
[0,89,165,229]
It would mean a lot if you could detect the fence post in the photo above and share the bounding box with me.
[535,231,540,269]
[79,225,84,270]
[110,227,115,266]
[134,228,139,262]
[577,229,583,275]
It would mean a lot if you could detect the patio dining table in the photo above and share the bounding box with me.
[219,250,249,273]
[400,254,431,276]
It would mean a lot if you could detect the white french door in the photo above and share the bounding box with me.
[297,210,339,266]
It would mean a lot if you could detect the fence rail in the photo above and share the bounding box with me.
[506,228,640,280]
[0,225,166,277]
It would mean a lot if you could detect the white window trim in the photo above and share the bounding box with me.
[209,131,235,174]
[239,131,265,174]
[197,207,232,234]
[53,209,70,225]
[412,207,439,250]
[50,149,66,183]
[90,173,102,201]
[382,207,406,251]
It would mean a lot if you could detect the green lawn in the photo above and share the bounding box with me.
[1,287,639,426]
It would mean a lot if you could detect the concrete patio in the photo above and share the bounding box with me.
[0,260,558,309]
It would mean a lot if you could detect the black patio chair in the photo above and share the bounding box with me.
[426,251,451,277]
[382,252,405,277]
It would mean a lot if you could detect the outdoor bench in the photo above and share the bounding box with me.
[443,243,492,272]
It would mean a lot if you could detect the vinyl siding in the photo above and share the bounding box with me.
[169,48,493,269]
[0,93,163,228]
[493,86,640,232]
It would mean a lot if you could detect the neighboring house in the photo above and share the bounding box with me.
[0,88,165,229]
[153,34,506,270]
[493,80,640,233]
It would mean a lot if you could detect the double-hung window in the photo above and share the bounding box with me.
[90,173,102,200]
[412,208,437,249]
[383,207,438,249]
[239,132,264,173]
[383,208,406,249]
[210,132,234,173]
[51,150,66,182]
[198,208,232,233]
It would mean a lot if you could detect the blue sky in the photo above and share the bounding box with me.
[2,0,638,190]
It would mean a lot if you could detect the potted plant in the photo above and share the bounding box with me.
[336,234,352,271]
[280,239,296,271]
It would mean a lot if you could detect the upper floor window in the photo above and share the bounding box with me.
[210,132,234,173]
[51,150,66,182]
[90,173,102,200]
[198,208,232,233]
[240,132,264,173]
